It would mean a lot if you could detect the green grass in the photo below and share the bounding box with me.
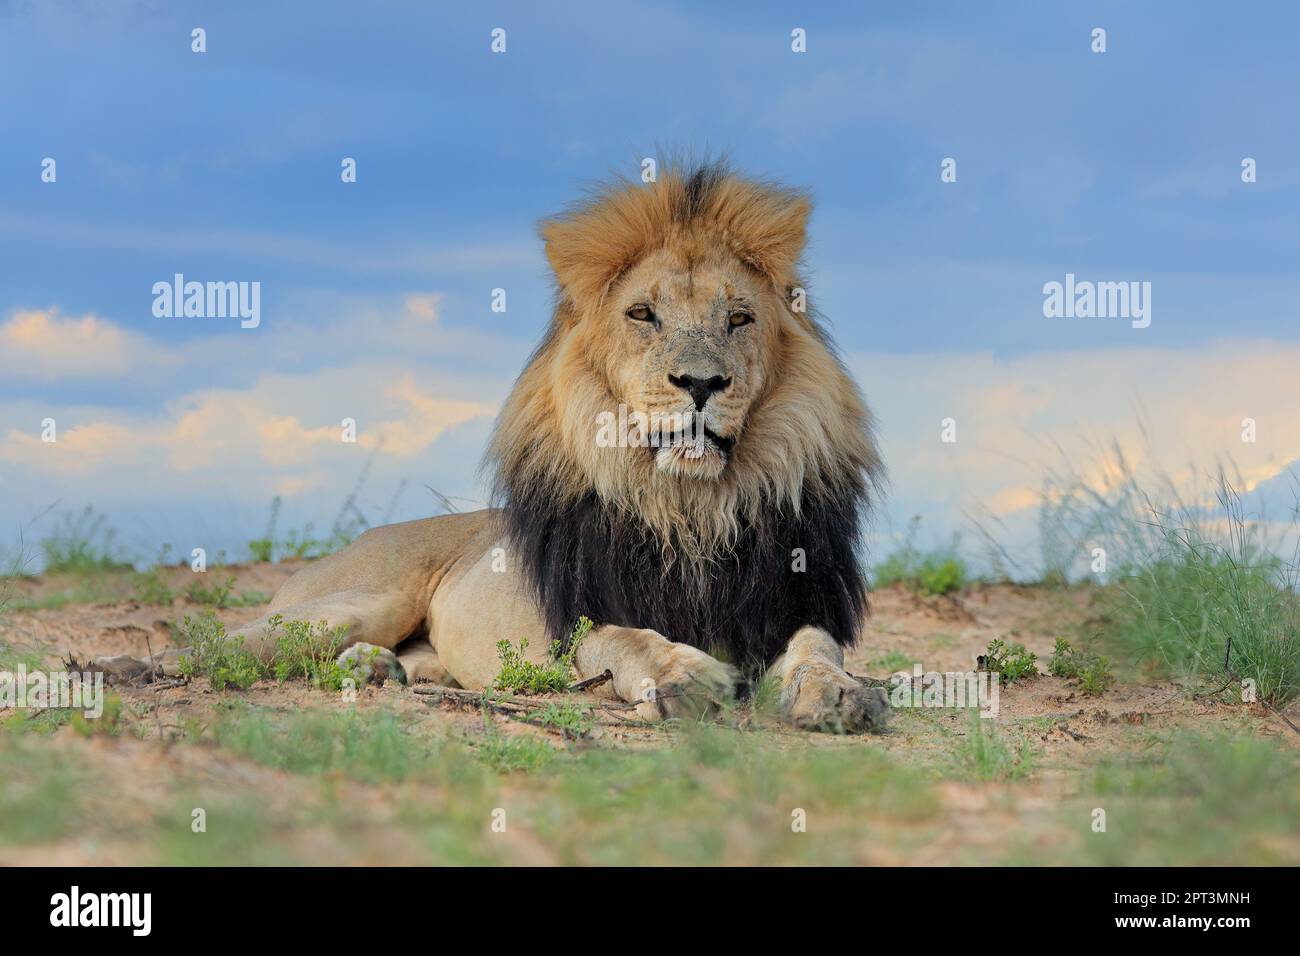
[269,615,353,691]
[231,590,271,607]
[863,649,918,674]
[1,708,73,736]
[185,574,236,608]
[532,723,938,864]
[0,637,46,672]
[0,739,85,845]
[181,704,944,863]
[37,507,130,574]
[980,638,1039,685]
[174,612,364,692]
[476,725,559,773]
[534,698,595,738]
[245,496,354,564]
[1040,449,1300,706]
[4,575,127,610]
[246,539,275,564]
[493,616,592,694]
[872,516,969,596]
[175,612,266,691]
[131,566,177,605]
[4,689,1295,865]
[1071,730,1300,865]
[1096,543,1300,705]
[1048,637,1115,695]
[208,704,444,783]
[952,712,1037,782]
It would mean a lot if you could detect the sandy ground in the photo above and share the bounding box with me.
[2,564,1297,865]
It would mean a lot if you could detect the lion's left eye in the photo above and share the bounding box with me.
[727,311,754,329]
[626,304,655,322]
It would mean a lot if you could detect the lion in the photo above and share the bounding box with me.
[122,161,889,732]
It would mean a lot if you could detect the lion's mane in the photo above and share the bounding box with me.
[487,161,882,676]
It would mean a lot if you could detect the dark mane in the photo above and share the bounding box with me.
[497,475,870,679]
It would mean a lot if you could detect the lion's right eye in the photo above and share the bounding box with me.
[625,304,655,323]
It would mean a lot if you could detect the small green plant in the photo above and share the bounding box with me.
[186,574,236,608]
[1048,637,1114,695]
[871,516,968,596]
[476,725,557,773]
[1048,637,1076,678]
[1,708,72,736]
[39,507,127,574]
[269,615,352,691]
[281,525,323,559]
[70,693,126,737]
[131,567,176,605]
[227,590,271,608]
[247,496,282,563]
[536,698,595,738]
[914,555,967,596]
[956,712,1036,782]
[865,649,917,673]
[980,638,1039,685]
[493,616,592,695]
[1078,655,1115,695]
[246,538,274,563]
[0,638,45,673]
[175,612,266,691]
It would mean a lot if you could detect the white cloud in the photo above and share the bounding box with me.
[0,308,172,381]
[852,340,1300,567]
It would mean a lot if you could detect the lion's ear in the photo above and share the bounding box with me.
[718,187,811,283]
[541,215,642,310]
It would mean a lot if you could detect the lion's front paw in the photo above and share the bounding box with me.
[336,643,406,686]
[782,663,889,734]
[633,644,739,721]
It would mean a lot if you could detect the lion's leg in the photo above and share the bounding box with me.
[429,540,736,718]
[774,626,888,733]
[114,587,422,684]
[392,635,458,686]
[231,588,419,660]
[574,625,738,720]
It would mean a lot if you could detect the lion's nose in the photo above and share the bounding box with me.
[668,372,731,411]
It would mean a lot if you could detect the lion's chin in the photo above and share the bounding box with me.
[654,440,729,480]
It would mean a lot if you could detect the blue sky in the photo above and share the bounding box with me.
[2,0,1298,572]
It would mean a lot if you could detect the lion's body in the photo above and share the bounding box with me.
[159,161,891,731]
[256,511,543,691]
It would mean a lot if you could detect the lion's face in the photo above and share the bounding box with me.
[491,163,879,557]
[603,248,777,480]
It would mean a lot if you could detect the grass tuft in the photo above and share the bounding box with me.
[268,615,353,691]
[175,612,266,691]
[980,638,1039,685]
[872,516,968,596]
[1042,447,1300,706]
[493,616,592,694]
[38,507,129,575]
[1048,637,1114,695]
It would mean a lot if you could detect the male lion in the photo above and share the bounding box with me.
[133,162,889,732]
